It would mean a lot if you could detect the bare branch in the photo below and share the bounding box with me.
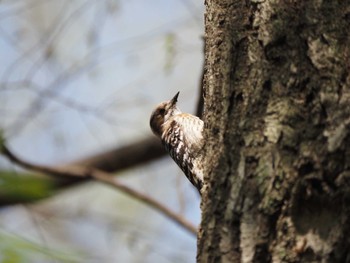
[74,137,165,172]
[195,38,205,118]
[1,144,197,236]
[2,137,166,192]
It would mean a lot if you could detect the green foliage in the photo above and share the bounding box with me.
[0,171,55,203]
[0,230,83,263]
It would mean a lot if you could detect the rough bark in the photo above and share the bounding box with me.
[198,1,350,262]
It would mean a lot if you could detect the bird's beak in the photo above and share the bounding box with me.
[170,91,179,106]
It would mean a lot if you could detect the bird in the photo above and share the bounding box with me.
[150,92,204,193]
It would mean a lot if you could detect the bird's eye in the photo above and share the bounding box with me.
[159,108,165,115]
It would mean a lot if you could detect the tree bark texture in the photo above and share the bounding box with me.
[198,1,350,262]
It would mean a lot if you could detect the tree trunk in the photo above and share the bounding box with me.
[198,1,350,262]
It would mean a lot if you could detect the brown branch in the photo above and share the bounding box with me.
[73,137,165,172]
[195,37,205,118]
[196,67,204,118]
[1,144,197,236]
[3,137,166,191]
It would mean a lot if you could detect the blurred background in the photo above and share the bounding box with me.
[0,0,204,262]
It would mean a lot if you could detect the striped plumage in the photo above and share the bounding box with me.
[150,92,204,193]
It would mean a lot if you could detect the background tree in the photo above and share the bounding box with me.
[199,0,350,262]
[0,1,203,262]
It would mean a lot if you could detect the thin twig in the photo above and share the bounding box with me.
[1,145,197,236]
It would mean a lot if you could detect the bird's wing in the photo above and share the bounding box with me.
[174,113,204,154]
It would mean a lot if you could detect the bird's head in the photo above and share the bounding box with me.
[150,92,181,137]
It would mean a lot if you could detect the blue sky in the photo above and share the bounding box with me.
[0,1,204,262]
